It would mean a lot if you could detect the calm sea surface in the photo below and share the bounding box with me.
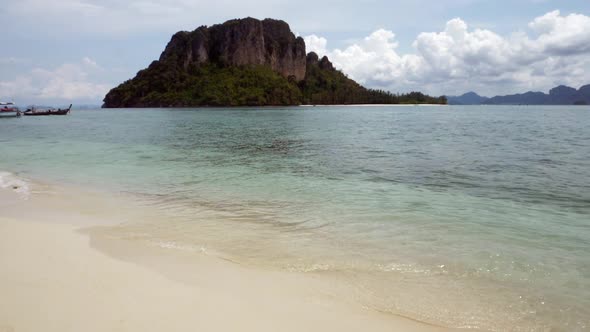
[1,105,589,331]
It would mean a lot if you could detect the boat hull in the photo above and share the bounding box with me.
[23,112,52,116]
[23,104,72,116]
[0,111,21,118]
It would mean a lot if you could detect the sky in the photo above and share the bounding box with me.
[1,0,589,104]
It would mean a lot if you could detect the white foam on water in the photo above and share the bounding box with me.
[0,171,31,199]
[152,240,208,254]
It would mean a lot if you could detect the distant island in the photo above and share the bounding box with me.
[447,85,590,105]
[103,18,446,108]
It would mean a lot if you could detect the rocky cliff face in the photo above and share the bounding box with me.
[306,52,335,71]
[159,17,306,81]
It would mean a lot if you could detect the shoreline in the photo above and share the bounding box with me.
[99,103,448,109]
[299,103,448,107]
[0,174,457,332]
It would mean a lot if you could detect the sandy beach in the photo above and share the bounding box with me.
[0,180,455,332]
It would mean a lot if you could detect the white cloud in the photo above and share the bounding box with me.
[304,10,590,96]
[0,58,111,103]
[529,10,590,56]
[304,35,328,57]
[82,57,99,67]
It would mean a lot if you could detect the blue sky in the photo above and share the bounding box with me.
[1,0,589,104]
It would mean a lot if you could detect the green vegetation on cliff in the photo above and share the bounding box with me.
[103,61,302,107]
[301,53,446,105]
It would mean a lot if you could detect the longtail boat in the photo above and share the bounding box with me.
[24,104,72,116]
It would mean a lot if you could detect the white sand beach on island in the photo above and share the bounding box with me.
[0,180,457,332]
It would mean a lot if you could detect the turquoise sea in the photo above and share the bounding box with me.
[1,105,589,331]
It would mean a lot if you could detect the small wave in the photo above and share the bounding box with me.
[377,262,446,275]
[0,171,31,199]
[151,240,208,254]
[286,263,335,273]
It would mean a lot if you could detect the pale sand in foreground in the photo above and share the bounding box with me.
[0,185,457,332]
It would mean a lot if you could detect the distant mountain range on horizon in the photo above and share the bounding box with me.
[447,84,590,105]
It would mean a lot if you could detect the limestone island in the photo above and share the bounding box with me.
[103,18,447,107]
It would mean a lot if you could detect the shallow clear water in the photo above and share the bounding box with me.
[1,105,589,331]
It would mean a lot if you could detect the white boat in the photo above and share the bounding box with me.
[0,102,21,117]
